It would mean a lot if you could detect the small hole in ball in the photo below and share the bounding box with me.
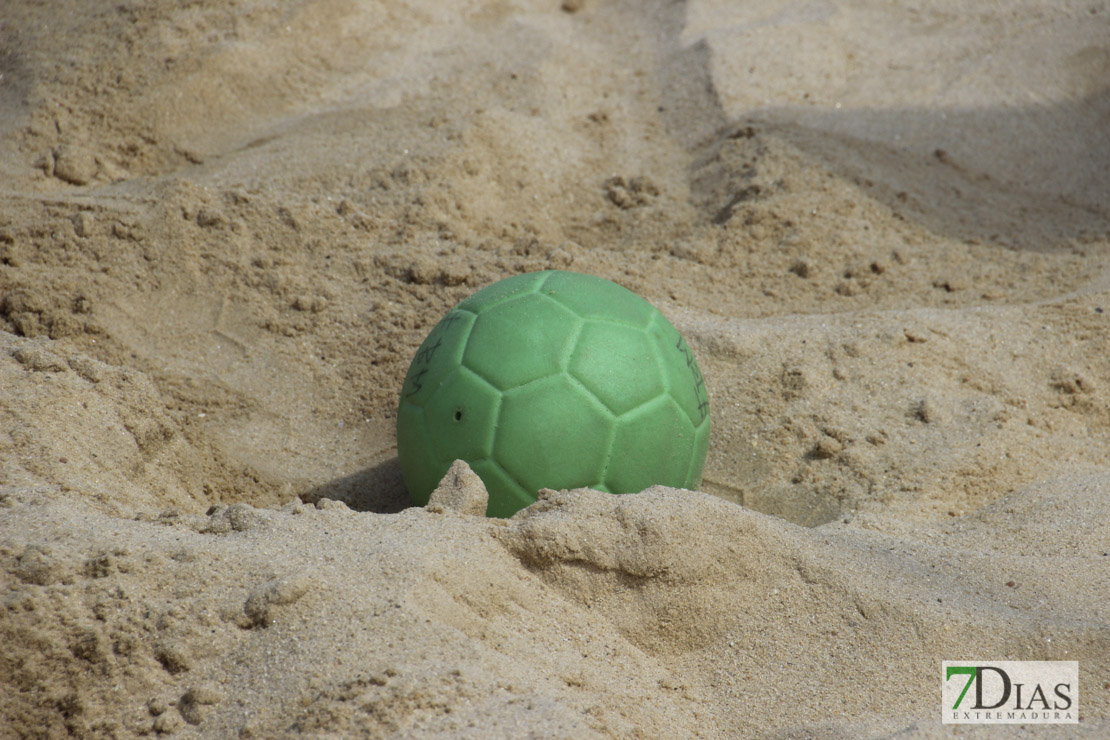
[453,409,463,422]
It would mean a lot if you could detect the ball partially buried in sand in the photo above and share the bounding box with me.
[397,270,711,517]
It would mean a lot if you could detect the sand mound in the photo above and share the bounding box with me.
[3,483,1106,736]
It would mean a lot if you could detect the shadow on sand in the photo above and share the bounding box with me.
[300,457,411,514]
[692,87,1110,253]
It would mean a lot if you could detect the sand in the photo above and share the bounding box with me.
[1,0,1108,736]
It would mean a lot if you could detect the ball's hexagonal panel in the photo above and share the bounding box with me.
[495,374,615,495]
[605,396,695,495]
[399,309,476,407]
[469,458,533,518]
[686,414,711,488]
[569,321,665,416]
[396,403,441,506]
[648,314,710,429]
[458,271,545,313]
[424,367,501,463]
[541,271,655,329]
[463,294,582,390]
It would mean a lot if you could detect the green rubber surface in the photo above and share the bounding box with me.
[397,270,711,517]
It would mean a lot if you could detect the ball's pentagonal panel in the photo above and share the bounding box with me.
[494,375,615,498]
[541,271,655,328]
[396,403,441,506]
[463,295,582,390]
[469,459,532,518]
[569,322,665,416]
[458,271,545,313]
[424,367,501,462]
[398,309,476,407]
[648,313,710,429]
[605,396,694,495]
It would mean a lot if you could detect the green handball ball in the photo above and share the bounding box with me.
[396,270,710,517]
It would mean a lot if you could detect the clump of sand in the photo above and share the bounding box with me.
[2,0,1109,736]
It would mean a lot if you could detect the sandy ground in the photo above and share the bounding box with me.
[2,0,1109,737]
